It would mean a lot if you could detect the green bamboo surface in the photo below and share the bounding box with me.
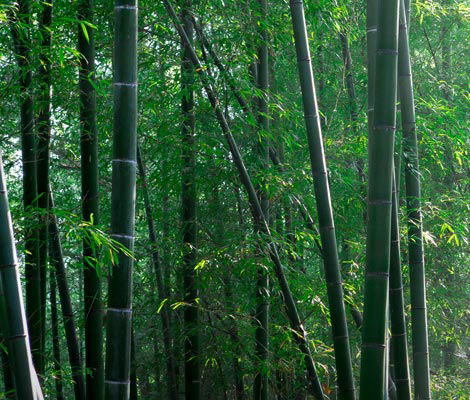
[288,0,355,398]
[50,268,64,400]
[253,0,270,398]
[398,0,432,396]
[9,1,42,373]
[389,172,412,399]
[104,1,138,398]
[36,1,52,376]
[78,1,104,398]
[360,0,399,396]
[181,1,200,398]
[0,155,43,399]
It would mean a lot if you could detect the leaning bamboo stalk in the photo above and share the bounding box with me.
[162,0,324,397]
[50,268,65,400]
[398,0,431,396]
[0,155,43,400]
[9,1,42,372]
[105,1,138,398]
[194,26,328,263]
[389,172,412,399]
[198,8,358,380]
[288,1,356,398]
[78,1,104,398]
[49,193,86,400]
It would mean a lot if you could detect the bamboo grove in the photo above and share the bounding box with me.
[0,0,468,398]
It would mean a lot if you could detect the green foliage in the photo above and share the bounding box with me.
[0,0,468,397]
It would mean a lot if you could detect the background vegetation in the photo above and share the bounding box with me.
[0,0,468,398]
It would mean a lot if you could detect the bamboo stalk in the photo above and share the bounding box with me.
[288,1,356,397]
[360,0,400,395]
[78,1,104,398]
[104,1,138,398]
[398,0,431,396]
[253,0,270,398]
[0,155,43,400]
[36,2,53,376]
[9,1,42,373]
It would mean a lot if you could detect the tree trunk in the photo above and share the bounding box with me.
[181,1,200,399]
[253,0,270,398]
[9,1,42,375]
[398,0,432,396]
[78,1,104,398]
[0,155,43,399]
[360,0,399,396]
[104,1,138,398]
[288,1,355,398]
[50,269,64,400]
[36,2,53,376]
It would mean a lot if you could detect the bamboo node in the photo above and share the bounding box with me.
[112,158,137,165]
[104,379,131,385]
[114,5,138,10]
[362,342,386,349]
[0,263,17,270]
[368,199,392,205]
[326,281,343,288]
[377,49,399,55]
[375,124,396,131]
[107,307,132,314]
[365,271,389,278]
[114,82,137,87]
[9,333,27,340]
[110,233,135,240]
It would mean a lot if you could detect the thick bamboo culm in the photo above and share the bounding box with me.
[104,1,138,398]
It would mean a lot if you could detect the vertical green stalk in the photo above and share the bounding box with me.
[288,1,355,398]
[253,0,269,398]
[9,0,41,374]
[181,1,200,399]
[366,0,377,137]
[105,1,138,398]
[78,1,104,398]
[359,0,399,396]
[398,0,431,397]
[50,268,64,400]
[0,155,43,400]
[389,172,412,399]
[130,330,137,400]
[36,1,52,378]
